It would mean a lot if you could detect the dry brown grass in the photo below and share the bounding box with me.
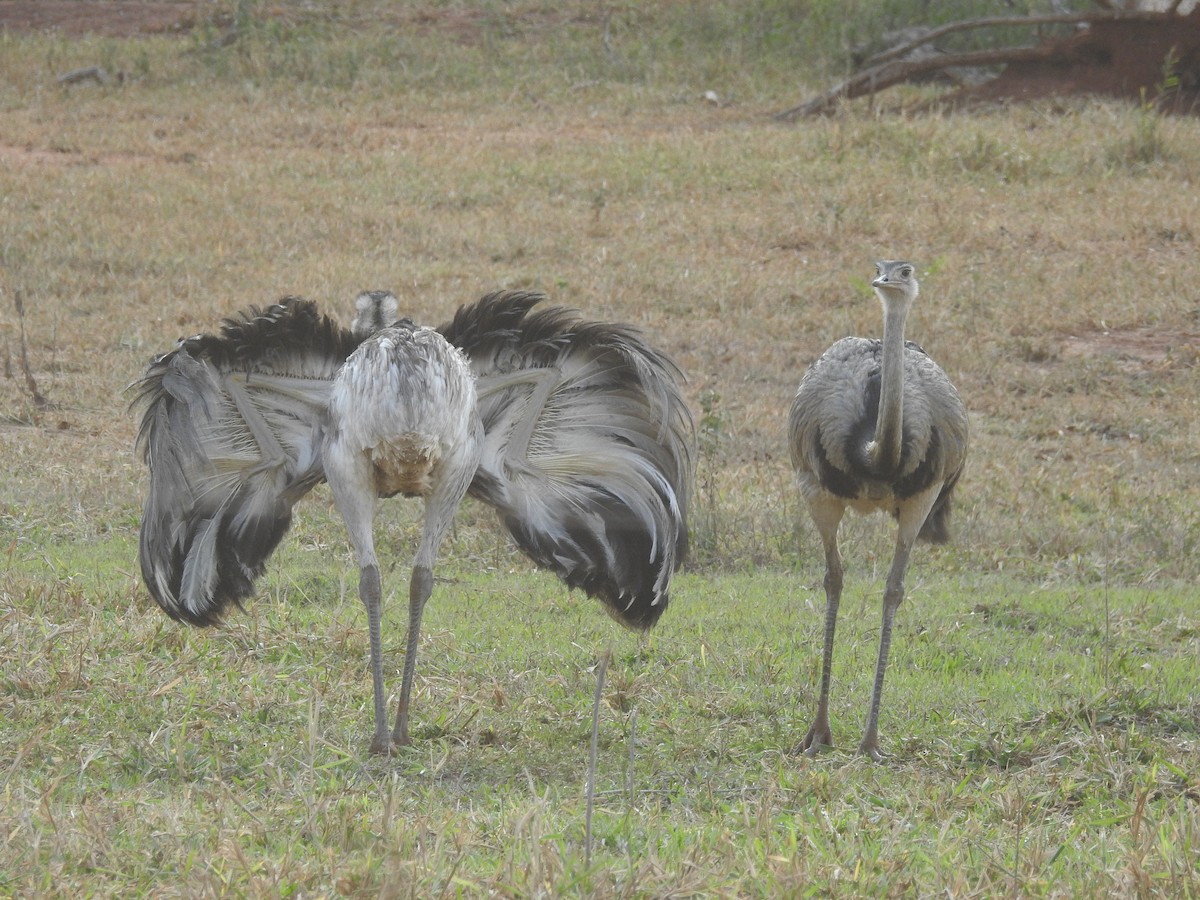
[2,70,1198,580]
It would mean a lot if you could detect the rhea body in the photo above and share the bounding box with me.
[788,261,968,760]
[326,291,482,752]
[134,289,693,756]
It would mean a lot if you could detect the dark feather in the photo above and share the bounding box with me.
[917,461,962,544]
[135,292,693,632]
[440,290,694,630]
[132,299,359,625]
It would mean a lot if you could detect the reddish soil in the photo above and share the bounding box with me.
[1061,326,1200,374]
[946,10,1200,113]
[0,1,207,37]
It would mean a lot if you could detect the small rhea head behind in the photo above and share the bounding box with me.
[352,290,401,339]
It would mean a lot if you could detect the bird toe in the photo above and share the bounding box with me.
[857,739,886,763]
[369,734,399,757]
[799,723,833,756]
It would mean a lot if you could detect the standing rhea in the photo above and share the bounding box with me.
[327,292,482,753]
[788,261,968,760]
[134,289,692,756]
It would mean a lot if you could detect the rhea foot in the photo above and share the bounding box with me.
[799,719,833,757]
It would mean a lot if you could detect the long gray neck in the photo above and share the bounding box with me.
[867,300,908,475]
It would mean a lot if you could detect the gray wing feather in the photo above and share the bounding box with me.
[132,299,358,625]
[441,291,694,630]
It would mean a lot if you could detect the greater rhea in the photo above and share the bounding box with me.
[134,289,693,755]
[788,260,968,760]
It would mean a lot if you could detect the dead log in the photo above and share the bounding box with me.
[776,9,1199,119]
[776,45,1060,119]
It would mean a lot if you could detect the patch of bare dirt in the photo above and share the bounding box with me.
[1061,325,1200,372]
[0,145,72,166]
[0,1,207,38]
[948,12,1200,114]
[0,143,185,168]
[0,2,600,43]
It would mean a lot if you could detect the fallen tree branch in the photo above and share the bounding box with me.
[776,44,1059,119]
[777,9,1181,119]
[57,66,109,86]
[861,10,1170,70]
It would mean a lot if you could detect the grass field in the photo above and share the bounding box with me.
[1,2,1198,896]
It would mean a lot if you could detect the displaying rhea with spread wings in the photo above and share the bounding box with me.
[133,289,694,755]
[788,261,968,760]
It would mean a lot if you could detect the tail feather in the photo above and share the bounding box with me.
[132,298,359,625]
[440,291,694,630]
[918,465,962,545]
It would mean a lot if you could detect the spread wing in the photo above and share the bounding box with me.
[440,291,694,630]
[132,299,360,624]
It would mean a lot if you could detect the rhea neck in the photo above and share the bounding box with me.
[865,279,916,476]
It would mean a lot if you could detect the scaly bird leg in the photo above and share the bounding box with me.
[800,496,844,756]
[360,563,393,755]
[326,457,395,755]
[390,435,480,748]
[392,563,432,747]
[858,485,939,761]
[858,546,909,762]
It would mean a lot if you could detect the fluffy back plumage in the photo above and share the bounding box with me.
[440,290,694,630]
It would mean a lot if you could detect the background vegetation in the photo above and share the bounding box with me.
[1,1,1196,895]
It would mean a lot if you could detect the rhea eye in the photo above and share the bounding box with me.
[899,266,913,278]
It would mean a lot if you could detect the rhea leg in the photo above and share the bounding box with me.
[858,486,940,761]
[391,562,432,747]
[327,464,393,754]
[360,562,392,755]
[391,449,480,747]
[800,495,845,755]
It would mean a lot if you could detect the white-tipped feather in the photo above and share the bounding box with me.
[133,298,360,625]
[178,514,220,616]
[134,289,694,751]
[441,291,693,629]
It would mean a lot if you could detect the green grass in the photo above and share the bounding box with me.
[3,540,1197,895]
[1,1,1199,895]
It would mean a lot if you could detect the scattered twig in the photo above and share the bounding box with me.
[1012,799,1025,894]
[57,66,109,86]
[1102,529,1111,691]
[584,647,611,867]
[625,707,637,805]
